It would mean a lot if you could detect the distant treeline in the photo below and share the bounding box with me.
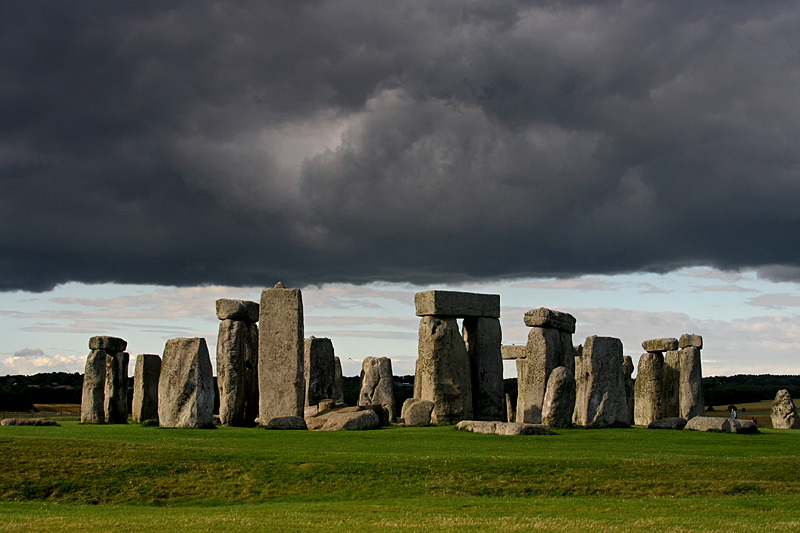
[3,372,799,413]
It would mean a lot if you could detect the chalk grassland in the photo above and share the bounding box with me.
[0,424,799,531]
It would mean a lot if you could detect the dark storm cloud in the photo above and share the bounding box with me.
[2,1,799,291]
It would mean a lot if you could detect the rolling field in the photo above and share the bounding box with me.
[1,422,799,531]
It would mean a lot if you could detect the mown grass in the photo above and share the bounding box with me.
[1,423,799,530]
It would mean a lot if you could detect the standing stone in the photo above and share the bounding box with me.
[259,284,304,425]
[622,355,635,426]
[661,350,681,418]
[505,393,516,423]
[244,323,259,424]
[304,337,336,407]
[573,336,629,427]
[104,351,129,424]
[462,317,504,421]
[81,349,107,424]
[332,356,345,404]
[132,354,161,423]
[217,319,251,426]
[633,352,663,426]
[770,389,800,429]
[415,316,473,423]
[158,337,214,428]
[516,326,573,424]
[679,347,704,419]
[541,366,576,428]
[358,356,396,422]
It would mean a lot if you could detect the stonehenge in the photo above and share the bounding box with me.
[541,366,575,428]
[216,299,259,426]
[305,336,336,407]
[158,337,215,428]
[633,350,664,426]
[622,356,635,426]
[81,336,128,424]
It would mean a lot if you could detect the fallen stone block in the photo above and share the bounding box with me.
[265,416,308,430]
[642,338,679,352]
[321,410,380,431]
[523,308,576,333]
[496,422,550,435]
[455,420,498,434]
[501,345,529,360]
[401,398,434,426]
[684,416,739,433]
[738,420,759,434]
[1,418,59,426]
[647,417,687,430]
[414,290,500,318]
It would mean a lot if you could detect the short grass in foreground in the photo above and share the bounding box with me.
[1,423,799,531]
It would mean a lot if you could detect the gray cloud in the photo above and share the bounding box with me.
[13,348,45,358]
[2,1,800,291]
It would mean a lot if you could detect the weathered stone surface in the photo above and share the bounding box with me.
[633,352,663,426]
[414,290,500,318]
[215,298,259,323]
[771,389,800,429]
[505,393,515,423]
[1,418,59,426]
[541,366,575,428]
[358,356,396,423]
[456,420,497,434]
[305,337,336,408]
[463,317,504,421]
[132,354,161,424]
[401,398,434,426]
[81,349,107,424]
[332,356,345,404]
[265,416,308,430]
[573,336,629,427]
[321,410,380,431]
[89,336,127,353]
[738,420,759,434]
[684,416,739,433]
[679,347,705,419]
[501,345,528,360]
[642,338,679,352]
[104,351,129,424]
[661,350,681,418]
[516,327,573,424]
[244,323,259,424]
[259,286,305,424]
[497,422,550,435]
[523,308,576,333]
[456,420,550,435]
[622,355,635,426]
[679,333,703,349]
[415,316,473,423]
[158,337,214,429]
[217,320,245,426]
[648,417,688,430]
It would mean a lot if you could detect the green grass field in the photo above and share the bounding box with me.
[1,422,799,531]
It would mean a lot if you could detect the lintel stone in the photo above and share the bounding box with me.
[523,308,576,333]
[501,345,529,360]
[216,299,259,322]
[414,290,500,318]
[642,338,679,352]
[679,334,703,349]
[89,336,127,353]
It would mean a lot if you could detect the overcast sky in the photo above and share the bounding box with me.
[2,2,799,379]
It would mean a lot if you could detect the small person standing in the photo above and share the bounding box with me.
[731,407,737,419]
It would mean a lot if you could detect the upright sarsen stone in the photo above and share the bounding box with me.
[462,317,504,421]
[104,351,129,424]
[679,347,704,419]
[541,366,575,428]
[132,354,161,423]
[622,355,635,426]
[81,349,108,424]
[305,337,336,407]
[259,285,304,424]
[332,356,345,404]
[415,316,473,423]
[633,352,663,426]
[358,356,396,422]
[573,336,628,427]
[217,319,251,426]
[158,337,214,428]
[771,389,800,429]
[661,350,681,418]
[516,326,573,424]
